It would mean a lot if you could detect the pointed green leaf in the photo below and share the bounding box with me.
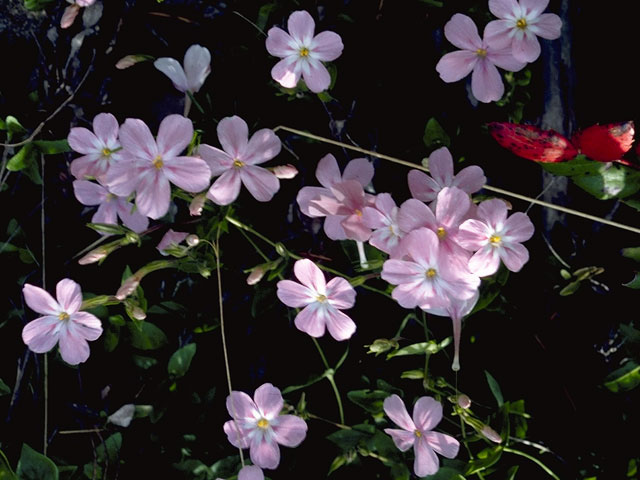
[16,444,58,480]
[326,429,368,450]
[485,370,504,407]
[0,448,17,480]
[168,343,196,378]
[622,247,640,262]
[604,361,640,393]
[623,273,640,289]
[33,140,70,155]
[5,116,26,135]
[128,322,167,350]
[573,163,640,200]
[0,378,10,396]
[423,117,451,149]
[7,144,36,172]
[347,389,389,414]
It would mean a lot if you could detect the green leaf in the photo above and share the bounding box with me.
[622,247,640,262]
[5,116,26,135]
[365,338,399,356]
[541,155,599,177]
[132,355,157,369]
[209,455,241,479]
[485,370,504,407]
[326,429,368,450]
[425,466,466,479]
[0,242,18,254]
[7,144,36,172]
[33,140,70,155]
[573,163,640,200]
[168,343,196,378]
[256,3,276,32]
[0,378,10,396]
[23,0,56,10]
[423,117,451,149]
[559,281,581,296]
[464,446,503,475]
[281,373,324,394]
[95,433,122,464]
[624,272,640,289]
[128,322,167,350]
[400,369,424,380]
[16,444,58,480]
[619,323,640,344]
[347,389,389,414]
[386,340,447,358]
[103,328,119,353]
[604,361,640,393]
[506,465,519,480]
[1,449,17,480]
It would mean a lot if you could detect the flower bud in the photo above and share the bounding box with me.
[189,194,206,216]
[481,425,502,444]
[457,394,471,409]
[272,164,299,179]
[116,275,141,300]
[246,265,267,286]
[78,247,108,265]
[186,234,200,247]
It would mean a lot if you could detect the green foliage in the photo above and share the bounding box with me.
[0,379,11,397]
[16,444,58,480]
[485,370,504,407]
[22,0,56,11]
[128,322,168,350]
[603,361,640,393]
[423,117,451,150]
[0,449,17,480]
[347,389,388,415]
[168,343,197,378]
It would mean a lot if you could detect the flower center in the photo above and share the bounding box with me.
[153,155,164,169]
[105,193,115,203]
[414,429,422,438]
[58,312,70,321]
[489,235,501,245]
[316,294,327,303]
[233,158,245,168]
[354,209,363,217]
[299,47,310,57]
[102,148,112,157]
[437,227,447,238]
[426,268,437,278]
[475,48,487,58]
[516,18,527,30]
[257,418,269,429]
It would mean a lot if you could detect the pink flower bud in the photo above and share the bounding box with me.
[116,276,141,300]
[186,234,200,247]
[481,425,502,444]
[457,394,471,409]
[78,247,107,265]
[247,265,267,286]
[60,4,80,29]
[272,164,299,179]
[189,194,206,216]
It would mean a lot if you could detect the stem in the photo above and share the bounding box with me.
[41,153,48,455]
[503,447,560,480]
[355,240,368,269]
[183,93,192,117]
[311,337,330,370]
[325,373,345,425]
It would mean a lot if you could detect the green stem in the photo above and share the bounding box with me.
[503,447,560,480]
[325,373,345,425]
[41,153,48,455]
[311,338,330,370]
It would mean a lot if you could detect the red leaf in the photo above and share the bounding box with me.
[488,122,578,163]
[573,121,635,162]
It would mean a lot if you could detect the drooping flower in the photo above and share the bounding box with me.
[408,147,486,203]
[154,44,212,94]
[266,10,344,93]
[458,198,535,276]
[276,258,357,341]
[435,13,526,103]
[485,0,562,63]
[105,114,211,220]
[198,116,281,206]
[362,193,404,256]
[73,180,149,234]
[68,113,122,183]
[156,229,189,255]
[223,383,308,470]
[22,279,103,365]
[383,394,460,477]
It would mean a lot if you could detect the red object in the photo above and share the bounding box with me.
[488,122,578,163]
[572,121,635,162]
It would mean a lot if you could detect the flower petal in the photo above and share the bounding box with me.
[488,0,520,19]
[23,284,60,315]
[207,169,242,205]
[254,383,284,418]
[429,147,455,188]
[413,396,443,432]
[266,27,296,57]
[294,303,326,338]
[218,116,249,159]
[154,57,189,92]
[163,156,211,193]
[408,169,441,202]
[73,180,107,206]
[383,394,415,431]
[436,50,478,83]
[452,165,486,194]
[302,59,331,93]
[468,245,501,277]
[71,311,103,341]
[183,44,211,92]
[116,200,149,233]
[425,431,460,459]
[157,115,193,159]
[56,278,82,314]
[68,127,101,155]
[287,10,315,45]
[135,169,171,219]
[277,280,315,308]
[58,324,91,365]
[342,158,374,187]
[530,13,562,40]
[244,129,281,166]
[316,154,341,189]
[272,414,308,447]
[240,165,280,202]
[503,212,535,242]
[271,57,301,89]
[384,428,416,452]
[414,437,440,477]
[93,113,119,146]
[484,20,514,50]
[325,308,356,341]
[22,316,60,353]
[512,32,541,63]
[223,419,251,449]
[119,118,158,160]
[227,391,258,420]
[239,465,264,480]
[310,31,343,62]
[197,143,233,177]
[499,242,530,272]
[444,14,482,50]
[326,277,356,309]
[471,58,504,103]
[250,435,280,470]
[293,258,326,293]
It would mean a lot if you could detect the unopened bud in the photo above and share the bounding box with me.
[246,265,267,286]
[115,54,153,70]
[272,164,298,179]
[457,394,471,409]
[78,247,108,265]
[481,426,502,444]
[116,275,141,300]
[186,234,200,247]
[189,194,206,216]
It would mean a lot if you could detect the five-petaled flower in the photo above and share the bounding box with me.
[277,258,357,341]
[22,279,103,365]
[223,383,307,470]
[383,394,460,477]
[154,44,212,94]
[266,10,344,93]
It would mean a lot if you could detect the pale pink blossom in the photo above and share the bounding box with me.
[198,116,281,205]
[408,147,485,203]
[22,279,103,365]
[154,44,211,93]
[277,259,357,341]
[485,0,562,63]
[223,383,307,470]
[383,394,459,477]
[238,466,263,480]
[73,180,149,233]
[105,115,211,220]
[435,14,526,103]
[157,229,189,255]
[458,198,535,276]
[68,113,122,183]
[362,193,404,256]
[266,10,343,93]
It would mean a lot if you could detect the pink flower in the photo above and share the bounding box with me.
[435,14,526,103]
[105,115,211,220]
[154,44,212,93]
[266,10,343,93]
[238,466,263,480]
[73,180,149,233]
[22,279,103,365]
[408,147,485,203]
[362,193,404,256]
[198,116,281,205]
[223,383,308,470]
[383,394,459,477]
[68,113,122,184]
[156,229,189,255]
[276,259,357,341]
[458,198,535,276]
[485,0,562,63]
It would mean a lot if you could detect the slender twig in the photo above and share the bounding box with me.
[58,428,105,435]
[503,446,561,480]
[272,126,640,235]
[41,153,48,455]
[232,10,267,37]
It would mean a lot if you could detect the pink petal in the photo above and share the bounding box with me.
[207,169,242,205]
[119,118,158,160]
[444,14,482,50]
[296,186,332,217]
[218,116,249,158]
[414,437,440,477]
[154,57,189,92]
[92,201,118,227]
[60,4,80,28]
[380,259,425,286]
[342,157,374,187]
[73,180,107,206]
[310,31,343,62]
[226,391,258,420]
[57,325,91,365]
[323,214,348,240]
[116,200,149,233]
[223,419,251,449]
[293,258,326,293]
[408,170,441,202]
[412,397,443,432]
[271,57,301,89]
[325,308,356,341]
[70,311,103,341]
[157,229,189,253]
[340,214,371,242]
[287,10,315,45]
[468,245,501,277]
[157,115,193,159]
[56,279,82,314]
[471,58,504,103]
[484,20,514,50]
[239,465,264,480]
[403,228,439,268]
[68,127,101,155]
[23,284,60,316]
[93,113,119,146]
[499,242,529,272]
[183,44,211,93]
[486,47,526,72]
[530,13,562,39]
[503,212,535,242]
[302,59,331,93]
[361,206,387,229]
[240,165,280,202]
[488,0,520,19]
[383,394,415,431]
[373,193,396,217]
[266,27,296,58]
[429,147,455,188]
[458,218,491,251]
[69,154,105,180]
[163,156,211,192]
[394,280,443,310]
[250,436,280,470]
[521,0,549,16]
[435,187,470,228]
[384,428,416,452]
[478,198,508,228]
[22,316,60,353]
[512,32,541,63]
[272,415,307,447]
[105,159,143,197]
[425,431,460,459]
[135,169,171,219]
[197,143,233,177]
[326,277,356,309]
[294,304,327,337]
[277,280,315,308]
[316,154,341,189]
[243,129,281,166]
[436,50,477,83]
[254,383,284,418]
[452,165,486,194]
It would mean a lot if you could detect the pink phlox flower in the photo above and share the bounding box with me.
[223,383,308,470]
[458,198,535,276]
[266,10,344,93]
[381,228,479,311]
[362,193,404,256]
[198,116,281,206]
[485,0,562,63]
[297,154,375,241]
[22,279,103,365]
[383,394,460,477]
[68,113,122,184]
[157,229,190,255]
[105,114,211,220]
[435,13,527,103]
[73,180,149,234]
[408,147,486,204]
[154,44,212,94]
[276,258,357,341]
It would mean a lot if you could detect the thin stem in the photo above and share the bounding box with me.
[272,125,640,236]
[183,93,192,117]
[311,337,330,370]
[41,153,48,455]
[232,10,267,36]
[58,428,105,435]
[355,240,368,269]
[503,447,560,480]
[325,374,345,425]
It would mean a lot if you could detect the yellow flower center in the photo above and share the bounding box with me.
[414,429,422,438]
[102,148,112,157]
[58,312,70,321]
[475,48,487,58]
[316,294,327,303]
[153,155,164,169]
[490,235,501,244]
[426,268,437,278]
[299,47,310,57]
[105,193,115,203]
[355,209,363,217]
[516,18,527,29]
[437,227,446,238]
[233,159,245,168]
[257,418,269,429]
